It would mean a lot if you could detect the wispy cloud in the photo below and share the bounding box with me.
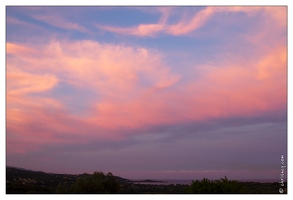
[30,13,90,33]
[166,7,215,35]
[96,6,286,37]
[7,69,58,96]
[98,23,165,37]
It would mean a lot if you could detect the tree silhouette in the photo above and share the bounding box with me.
[185,176,245,194]
[56,171,120,194]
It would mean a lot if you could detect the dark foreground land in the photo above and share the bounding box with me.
[6,166,287,194]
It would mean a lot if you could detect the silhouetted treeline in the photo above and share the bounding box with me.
[185,176,245,193]
[56,172,120,193]
[6,166,286,194]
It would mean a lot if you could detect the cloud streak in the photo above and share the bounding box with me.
[96,6,286,37]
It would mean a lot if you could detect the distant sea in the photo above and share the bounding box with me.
[131,179,282,185]
[131,179,192,185]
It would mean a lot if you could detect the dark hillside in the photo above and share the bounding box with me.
[6,166,78,193]
[6,166,286,194]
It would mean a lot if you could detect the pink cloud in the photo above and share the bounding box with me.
[7,69,58,96]
[171,26,286,121]
[31,14,90,33]
[97,7,171,37]
[256,46,286,80]
[97,7,212,36]
[6,95,92,155]
[186,62,285,119]
[166,7,215,35]
[97,6,286,37]
[89,11,287,128]
[6,40,183,153]
[98,22,165,37]
[6,6,286,155]
[7,43,37,55]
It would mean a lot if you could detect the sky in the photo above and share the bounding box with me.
[6,5,287,181]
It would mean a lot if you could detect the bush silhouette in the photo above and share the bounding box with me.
[185,176,245,194]
[56,171,120,194]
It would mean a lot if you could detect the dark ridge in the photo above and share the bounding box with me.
[6,166,287,194]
